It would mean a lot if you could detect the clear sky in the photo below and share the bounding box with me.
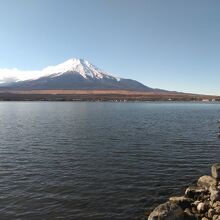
[0,0,220,95]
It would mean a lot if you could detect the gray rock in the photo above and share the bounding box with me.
[211,193,220,202]
[207,208,215,218]
[148,201,184,220]
[209,185,220,202]
[213,215,220,220]
[197,175,217,189]
[185,186,207,199]
[197,202,208,214]
[169,196,193,209]
[209,200,214,207]
[214,205,220,214]
[191,206,197,214]
[193,200,200,206]
[212,163,220,181]
[184,208,196,220]
[213,201,220,207]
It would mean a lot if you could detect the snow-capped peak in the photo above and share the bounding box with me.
[45,58,110,80]
[0,58,121,84]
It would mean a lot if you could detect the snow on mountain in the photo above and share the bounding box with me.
[0,58,120,84]
[46,58,121,81]
[0,58,163,92]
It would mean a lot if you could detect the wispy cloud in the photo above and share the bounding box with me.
[0,68,45,84]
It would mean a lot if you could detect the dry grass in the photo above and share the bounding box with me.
[0,90,165,95]
[0,90,219,101]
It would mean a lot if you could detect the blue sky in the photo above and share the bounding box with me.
[0,0,220,95]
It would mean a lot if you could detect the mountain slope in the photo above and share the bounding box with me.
[0,58,166,92]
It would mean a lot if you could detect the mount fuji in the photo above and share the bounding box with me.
[0,58,166,92]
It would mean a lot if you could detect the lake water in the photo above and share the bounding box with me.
[0,102,220,220]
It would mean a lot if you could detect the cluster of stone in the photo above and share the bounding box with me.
[148,163,220,220]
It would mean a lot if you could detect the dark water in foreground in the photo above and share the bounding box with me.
[0,102,220,220]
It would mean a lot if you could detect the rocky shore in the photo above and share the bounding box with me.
[148,163,220,220]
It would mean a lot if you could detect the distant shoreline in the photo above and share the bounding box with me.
[0,90,219,102]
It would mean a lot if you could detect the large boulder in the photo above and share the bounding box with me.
[197,202,208,213]
[185,186,208,199]
[169,196,193,209]
[209,185,220,202]
[184,208,196,220]
[212,163,220,181]
[197,175,217,189]
[148,201,184,220]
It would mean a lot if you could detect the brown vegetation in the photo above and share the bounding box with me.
[0,90,219,101]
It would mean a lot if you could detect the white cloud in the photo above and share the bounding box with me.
[0,58,119,84]
[0,68,45,84]
[0,59,80,83]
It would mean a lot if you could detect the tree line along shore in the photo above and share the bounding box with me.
[0,91,219,101]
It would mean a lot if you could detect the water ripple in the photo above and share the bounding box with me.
[0,102,220,219]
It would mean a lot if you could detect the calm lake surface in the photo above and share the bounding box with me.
[0,102,220,220]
